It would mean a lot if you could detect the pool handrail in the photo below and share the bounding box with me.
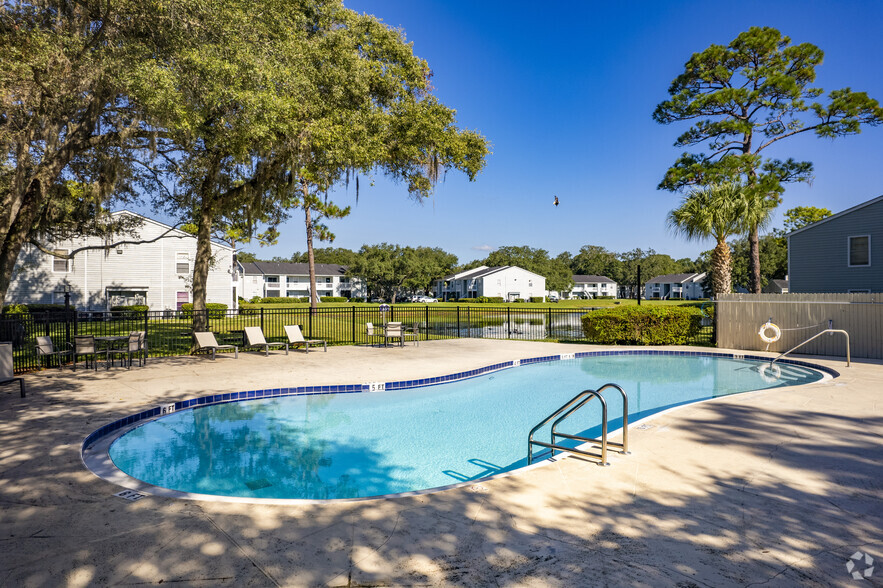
[770,329,850,367]
[552,383,630,456]
[527,390,610,466]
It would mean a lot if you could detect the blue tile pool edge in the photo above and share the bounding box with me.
[81,349,838,453]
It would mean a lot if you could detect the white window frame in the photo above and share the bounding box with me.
[848,235,871,267]
[175,252,190,274]
[51,248,70,273]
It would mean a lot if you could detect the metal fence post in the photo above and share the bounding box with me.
[456,306,460,338]
[308,309,313,338]
[260,307,265,332]
[507,307,511,338]
[351,306,356,344]
[547,307,552,339]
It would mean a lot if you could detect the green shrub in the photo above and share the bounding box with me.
[514,298,525,303]
[320,296,347,302]
[249,296,262,304]
[1,303,29,315]
[473,296,505,303]
[179,303,229,318]
[581,306,702,345]
[595,295,614,300]
[260,296,305,304]
[350,297,366,303]
[25,303,67,313]
[111,305,149,313]
[529,297,544,303]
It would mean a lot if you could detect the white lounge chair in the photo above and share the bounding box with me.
[284,325,326,353]
[193,331,238,360]
[244,326,288,356]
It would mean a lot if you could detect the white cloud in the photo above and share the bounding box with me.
[472,244,494,252]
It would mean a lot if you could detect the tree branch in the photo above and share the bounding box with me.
[30,223,190,259]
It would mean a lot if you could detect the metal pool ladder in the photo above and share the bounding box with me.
[527,383,630,467]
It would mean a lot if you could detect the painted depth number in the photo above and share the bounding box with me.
[367,382,386,392]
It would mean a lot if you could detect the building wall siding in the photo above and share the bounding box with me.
[789,199,883,293]
[5,213,234,310]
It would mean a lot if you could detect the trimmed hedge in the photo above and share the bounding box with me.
[529,297,544,303]
[581,306,702,345]
[111,305,149,313]
[1,304,29,315]
[23,303,67,313]
[259,296,307,304]
[320,296,347,302]
[179,302,229,318]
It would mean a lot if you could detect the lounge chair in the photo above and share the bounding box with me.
[244,326,288,356]
[72,335,100,371]
[193,331,238,360]
[35,335,72,369]
[0,342,25,397]
[283,325,326,353]
[384,322,404,347]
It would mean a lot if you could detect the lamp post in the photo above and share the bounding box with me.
[55,284,72,343]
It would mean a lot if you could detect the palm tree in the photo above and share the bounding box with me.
[667,182,747,296]
[742,184,779,293]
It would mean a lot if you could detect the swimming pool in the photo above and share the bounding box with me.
[85,351,829,501]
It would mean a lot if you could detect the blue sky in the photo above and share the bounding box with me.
[172,0,883,264]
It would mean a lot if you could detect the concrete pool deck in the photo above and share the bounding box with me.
[0,339,880,587]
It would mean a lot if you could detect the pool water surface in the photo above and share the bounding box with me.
[104,354,825,500]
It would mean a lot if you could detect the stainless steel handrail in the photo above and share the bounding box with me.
[527,383,630,467]
[770,329,850,367]
[553,383,631,456]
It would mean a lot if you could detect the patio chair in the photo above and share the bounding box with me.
[35,335,72,369]
[403,323,420,347]
[0,342,25,397]
[129,331,148,366]
[193,331,239,360]
[384,322,404,347]
[244,326,288,356]
[365,323,384,347]
[107,333,146,369]
[283,325,327,353]
[72,335,100,371]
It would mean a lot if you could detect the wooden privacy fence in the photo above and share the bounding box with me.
[716,293,882,360]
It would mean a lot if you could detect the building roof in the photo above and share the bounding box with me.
[111,210,234,251]
[240,261,347,277]
[443,265,546,281]
[572,275,616,284]
[645,273,706,285]
[770,279,789,288]
[786,194,883,237]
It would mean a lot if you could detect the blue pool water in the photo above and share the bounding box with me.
[108,355,824,500]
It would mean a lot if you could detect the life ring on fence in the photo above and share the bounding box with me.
[758,362,782,383]
[758,321,782,343]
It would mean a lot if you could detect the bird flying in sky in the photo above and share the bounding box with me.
[553,195,559,206]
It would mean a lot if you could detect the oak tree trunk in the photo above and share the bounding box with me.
[303,182,319,313]
[748,225,762,293]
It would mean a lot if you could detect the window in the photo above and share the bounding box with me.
[848,235,870,267]
[176,291,189,310]
[266,276,280,283]
[52,249,70,273]
[176,252,189,274]
[325,277,332,283]
[108,290,147,307]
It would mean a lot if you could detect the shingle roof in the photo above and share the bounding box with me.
[572,275,616,284]
[240,261,347,276]
[443,266,508,280]
[645,273,704,284]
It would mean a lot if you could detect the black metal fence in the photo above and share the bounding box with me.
[2,305,715,373]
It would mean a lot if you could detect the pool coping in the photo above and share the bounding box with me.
[81,350,839,504]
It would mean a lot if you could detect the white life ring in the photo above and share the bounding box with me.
[758,362,782,383]
[758,321,781,343]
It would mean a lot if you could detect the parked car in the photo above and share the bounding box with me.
[416,296,438,303]
[548,294,559,302]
